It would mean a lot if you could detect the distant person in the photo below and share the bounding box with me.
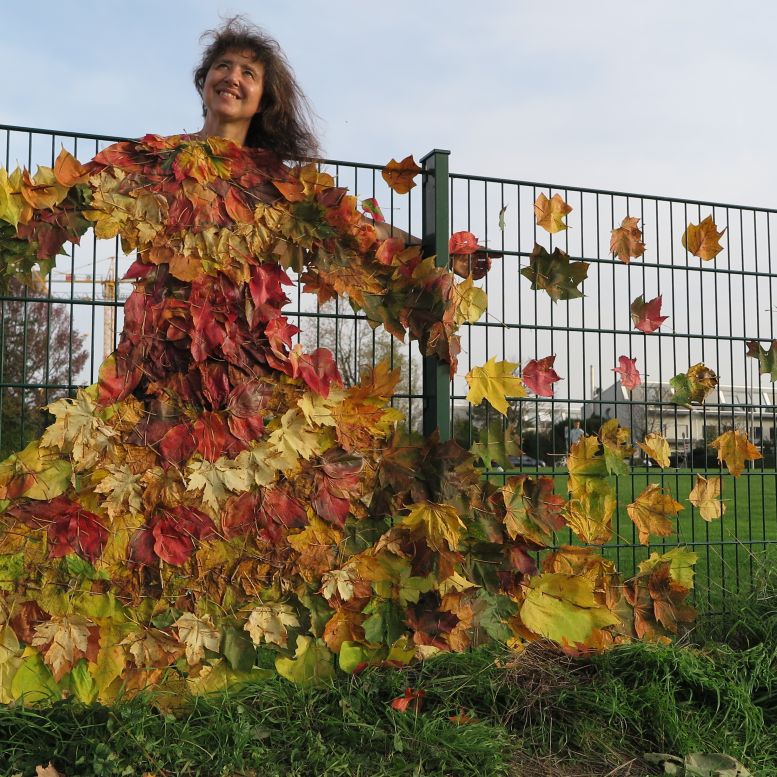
[567,419,585,452]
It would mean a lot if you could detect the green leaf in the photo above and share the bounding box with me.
[520,243,588,302]
[470,422,521,468]
[362,599,405,645]
[476,590,517,642]
[11,648,60,703]
[69,659,98,704]
[746,340,777,382]
[275,636,334,687]
[0,554,23,591]
[221,626,257,672]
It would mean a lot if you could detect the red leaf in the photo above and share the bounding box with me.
[290,346,343,398]
[265,316,299,359]
[193,411,227,461]
[375,237,406,266]
[361,197,385,223]
[631,295,668,334]
[249,264,293,322]
[152,506,215,566]
[390,687,426,713]
[613,355,642,390]
[448,231,479,256]
[522,355,561,397]
[159,423,197,466]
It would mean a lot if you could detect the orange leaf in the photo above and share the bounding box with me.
[390,687,425,712]
[381,155,422,195]
[627,484,682,545]
[534,193,572,234]
[710,430,762,477]
[610,216,645,264]
[53,147,90,186]
[682,215,726,261]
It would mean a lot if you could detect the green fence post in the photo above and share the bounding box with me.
[420,149,451,441]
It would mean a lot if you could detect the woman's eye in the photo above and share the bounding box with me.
[243,70,254,79]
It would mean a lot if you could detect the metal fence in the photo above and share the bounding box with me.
[1,123,775,606]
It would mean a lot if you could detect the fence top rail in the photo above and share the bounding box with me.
[5,122,777,216]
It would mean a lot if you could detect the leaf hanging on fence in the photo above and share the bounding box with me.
[688,475,726,521]
[612,355,641,390]
[669,363,718,405]
[746,339,777,381]
[465,356,525,415]
[521,244,588,302]
[682,215,726,261]
[638,433,671,468]
[448,231,479,256]
[522,355,561,397]
[469,422,521,469]
[610,216,645,264]
[534,193,572,234]
[498,204,507,232]
[710,430,762,477]
[630,294,668,333]
[381,155,421,194]
[627,484,682,545]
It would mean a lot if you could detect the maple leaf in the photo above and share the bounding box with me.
[610,216,645,264]
[637,546,698,591]
[121,628,182,669]
[381,155,422,195]
[36,764,64,777]
[638,432,671,468]
[534,193,572,234]
[321,566,359,602]
[361,197,385,222]
[40,388,116,471]
[746,340,777,381]
[186,455,252,514]
[521,244,588,302]
[401,501,466,551]
[93,464,144,518]
[612,355,641,390]
[452,274,488,326]
[630,294,668,334]
[670,363,717,405]
[244,603,300,648]
[448,231,479,255]
[465,356,526,415]
[390,687,426,713]
[627,484,682,545]
[522,355,561,397]
[710,430,762,477]
[268,408,322,464]
[688,475,726,521]
[499,475,565,546]
[563,476,617,545]
[469,422,521,468]
[519,573,620,647]
[174,613,221,665]
[31,614,92,681]
[598,419,634,476]
[53,147,90,186]
[682,215,726,261]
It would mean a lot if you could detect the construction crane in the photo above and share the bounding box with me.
[49,266,134,360]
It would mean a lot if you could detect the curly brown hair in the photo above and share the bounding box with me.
[194,17,319,160]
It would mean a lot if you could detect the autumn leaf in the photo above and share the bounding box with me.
[522,355,561,397]
[0,625,23,704]
[612,355,641,390]
[627,484,682,545]
[452,274,488,326]
[401,501,466,551]
[390,687,426,713]
[465,356,526,415]
[244,603,300,648]
[630,294,668,334]
[498,204,507,232]
[638,432,671,468]
[381,155,422,194]
[499,475,565,546]
[361,197,385,223]
[268,408,322,464]
[448,231,479,256]
[710,430,762,477]
[174,613,221,665]
[53,147,90,186]
[610,216,645,263]
[470,422,521,469]
[519,573,620,647]
[521,244,588,302]
[670,363,717,405]
[275,636,334,686]
[599,419,634,476]
[31,614,92,681]
[746,340,777,381]
[534,193,572,234]
[186,455,252,514]
[637,546,698,591]
[682,215,726,261]
[688,475,726,521]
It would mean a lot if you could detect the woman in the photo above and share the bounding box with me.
[0,19,641,704]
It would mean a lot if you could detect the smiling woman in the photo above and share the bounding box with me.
[193,16,318,159]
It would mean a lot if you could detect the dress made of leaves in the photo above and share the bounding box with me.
[0,136,694,703]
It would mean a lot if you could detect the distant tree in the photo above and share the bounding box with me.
[0,279,89,459]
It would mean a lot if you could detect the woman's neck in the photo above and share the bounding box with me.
[198,115,249,146]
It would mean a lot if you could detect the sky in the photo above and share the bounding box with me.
[3,0,777,209]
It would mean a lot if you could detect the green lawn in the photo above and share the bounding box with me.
[487,467,777,607]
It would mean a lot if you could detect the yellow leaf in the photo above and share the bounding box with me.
[298,387,345,427]
[566,435,608,479]
[275,635,335,686]
[682,215,726,261]
[93,464,143,518]
[321,567,358,601]
[710,430,762,477]
[453,275,488,326]
[519,573,620,646]
[627,484,682,545]
[186,455,253,515]
[244,603,300,648]
[638,432,671,468]
[688,475,726,521]
[31,614,92,682]
[401,501,466,551]
[268,408,322,464]
[534,192,572,234]
[0,625,23,703]
[563,477,617,545]
[173,613,221,666]
[465,357,526,415]
[637,546,698,590]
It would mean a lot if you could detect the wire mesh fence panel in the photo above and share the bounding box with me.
[450,171,777,606]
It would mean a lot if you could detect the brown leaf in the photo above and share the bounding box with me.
[627,484,682,545]
[534,193,572,233]
[710,430,762,477]
[381,155,422,194]
[682,215,726,261]
[610,216,645,263]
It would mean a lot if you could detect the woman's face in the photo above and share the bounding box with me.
[202,49,265,125]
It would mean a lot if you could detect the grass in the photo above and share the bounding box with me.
[3,569,777,777]
[487,465,777,606]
